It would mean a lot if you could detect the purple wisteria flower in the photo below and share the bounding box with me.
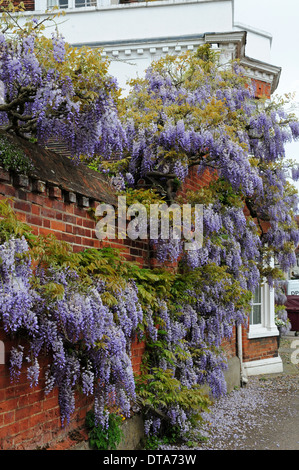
[0,236,145,427]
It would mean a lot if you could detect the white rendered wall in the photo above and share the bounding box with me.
[33,1,234,45]
[29,0,274,93]
[234,22,272,63]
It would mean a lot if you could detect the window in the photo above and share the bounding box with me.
[75,0,96,6]
[248,283,279,338]
[47,0,67,8]
[47,0,96,8]
[250,286,262,325]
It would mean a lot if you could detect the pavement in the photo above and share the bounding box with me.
[194,332,299,450]
[260,332,299,451]
[159,331,299,451]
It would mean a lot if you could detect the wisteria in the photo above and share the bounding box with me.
[123,50,299,252]
[0,18,299,446]
[114,46,299,440]
[0,236,142,427]
[0,17,126,160]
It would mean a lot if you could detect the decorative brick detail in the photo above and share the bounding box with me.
[0,168,10,182]
[32,180,46,194]
[78,195,90,208]
[49,185,62,199]
[13,174,30,189]
[65,191,77,204]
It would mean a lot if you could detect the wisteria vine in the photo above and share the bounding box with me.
[0,11,299,445]
[0,235,143,426]
[0,11,126,160]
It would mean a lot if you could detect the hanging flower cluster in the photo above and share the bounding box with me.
[120,46,299,290]
[113,46,299,439]
[0,17,126,160]
[0,217,249,439]
[1,236,142,427]
[139,262,251,438]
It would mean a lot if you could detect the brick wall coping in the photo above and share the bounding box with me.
[0,131,117,207]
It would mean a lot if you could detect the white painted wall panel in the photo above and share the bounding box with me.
[31,1,234,45]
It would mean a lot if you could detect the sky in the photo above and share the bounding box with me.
[234,0,299,190]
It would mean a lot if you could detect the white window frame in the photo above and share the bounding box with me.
[44,0,107,10]
[248,282,279,339]
[250,285,262,326]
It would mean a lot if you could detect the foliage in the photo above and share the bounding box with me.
[274,281,291,335]
[85,410,124,450]
[0,201,142,426]
[0,134,34,174]
[0,201,212,436]
[275,304,291,335]
[132,262,250,439]
[135,367,211,440]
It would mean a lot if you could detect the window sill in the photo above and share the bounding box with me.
[248,324,279,339]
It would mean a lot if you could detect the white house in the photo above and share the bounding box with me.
[23,0,281,95]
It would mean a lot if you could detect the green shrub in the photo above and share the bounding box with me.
[85,411,124,450]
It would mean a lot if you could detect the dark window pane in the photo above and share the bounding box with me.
[250,287,262,325]
[75,0,96,6]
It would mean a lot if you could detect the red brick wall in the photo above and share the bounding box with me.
[0,165,149,449]
[251,78,271,99]
[178,166,216,199]
[0,169,150,265]
[0,161,221,449]
[13,0,34,11]
[0,328,91,450]
[0,333,145,450]
[243,336,278,362]
[242,326,278,362]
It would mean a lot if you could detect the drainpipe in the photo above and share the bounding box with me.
[237,324,248,386]
[0,340,4,365]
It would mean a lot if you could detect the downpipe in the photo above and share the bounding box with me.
[237,324,248,386]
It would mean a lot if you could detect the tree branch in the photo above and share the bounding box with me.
[245,197,266,239]
[0,85,36,112]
